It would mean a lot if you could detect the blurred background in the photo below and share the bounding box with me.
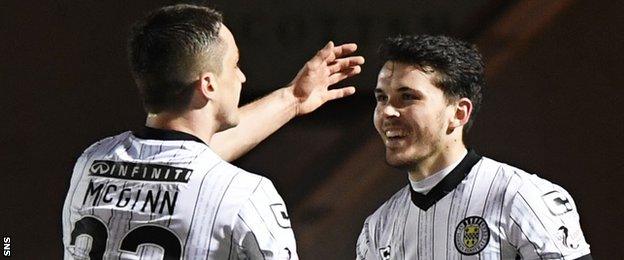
[1,0,623,258]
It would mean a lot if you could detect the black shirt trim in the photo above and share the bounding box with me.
[132,126,206,145]
[409,150,482,211]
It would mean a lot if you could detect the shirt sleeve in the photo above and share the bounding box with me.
[231,178,298,260]
[507,175,590,259]
[62,141,106,258]
[356,217,375,260]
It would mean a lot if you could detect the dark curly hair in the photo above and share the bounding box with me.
[379,35,485,133]
[128,4,224,113]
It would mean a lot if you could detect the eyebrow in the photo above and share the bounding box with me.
[375,86,414,93]
[397,86,414,92]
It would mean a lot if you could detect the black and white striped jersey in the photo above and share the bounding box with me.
[62,127,297,259]
[356,150,591,260]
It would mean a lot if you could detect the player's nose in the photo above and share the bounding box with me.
[383,104,400,117]
[238,68,246,83]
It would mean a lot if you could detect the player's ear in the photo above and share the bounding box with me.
[197,72,217,100]
[449,97,473,130]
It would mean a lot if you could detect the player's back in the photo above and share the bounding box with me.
[62,128,296,260]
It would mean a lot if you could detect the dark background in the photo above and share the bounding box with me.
[1,0,623,259]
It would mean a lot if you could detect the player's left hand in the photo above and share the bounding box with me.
[288,41,364,115]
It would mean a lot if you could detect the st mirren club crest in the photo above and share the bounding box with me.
[454,216,490,255]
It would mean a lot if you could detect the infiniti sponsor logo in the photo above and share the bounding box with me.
[90,161,111,174]
[89,160,193,183]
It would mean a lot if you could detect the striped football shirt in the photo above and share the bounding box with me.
[62,127,297,259]
[356,150,591,260]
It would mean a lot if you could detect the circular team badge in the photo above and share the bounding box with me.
[454,216,490,255]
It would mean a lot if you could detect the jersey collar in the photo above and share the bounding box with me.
[409,149,482,211]
[132,126,207,145]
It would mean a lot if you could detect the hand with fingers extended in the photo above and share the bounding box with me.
[289,41,365,116]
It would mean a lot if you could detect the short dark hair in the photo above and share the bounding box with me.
[379,35,485,132]
[128,4,224,113]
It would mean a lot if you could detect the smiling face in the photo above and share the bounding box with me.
[373,61,459,170]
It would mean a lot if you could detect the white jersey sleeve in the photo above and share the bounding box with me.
[61,137,114,259]
[231,178,298,260]
[507,174,590,259]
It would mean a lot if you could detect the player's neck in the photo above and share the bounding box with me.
[145,110,218,144]
[408,144,467,182]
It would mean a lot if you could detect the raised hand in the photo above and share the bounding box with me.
[289,41,365,115]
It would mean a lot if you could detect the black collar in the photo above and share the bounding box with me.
[132,126,207,145]
[409,150,482,211]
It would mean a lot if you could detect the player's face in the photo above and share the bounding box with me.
[373,61,456,170]
[213,25,246,131]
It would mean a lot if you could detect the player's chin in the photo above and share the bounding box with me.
[384,152,416,171]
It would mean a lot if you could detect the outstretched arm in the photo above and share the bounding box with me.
[210,41,364,161]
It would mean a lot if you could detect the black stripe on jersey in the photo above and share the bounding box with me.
[227,231,235,260]
[510,216,544,260]
[206,172,241,255]
[133,126,206,145]
[416,209,421,259]
[409,150,482,210]
[402,202,410,259]
[481,166,503,216]
[249,200,276,240]
[251,178,263,193]
[373,218,379,251]
[431,204,436,260]
[128,182,145,230]
[166,142,186,228]
[498,174,515,260]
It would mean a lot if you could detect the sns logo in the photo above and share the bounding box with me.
[3,236,10,257]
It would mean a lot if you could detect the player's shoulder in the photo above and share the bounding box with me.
[475,156,524,181]
[510,166,577,213]
[481,155,576,207]
[488,156,567,195]
[213,161,280,200]
[365,185,411,224]
[514,169,568,196]
[79,131,132,157]
[214,160,265,184]
[476,156,554,194]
